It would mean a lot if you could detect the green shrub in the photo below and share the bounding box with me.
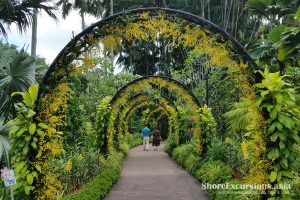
[63,152,123,200]
[119,143,129,155]
[184,154,202,175]
[291,144,300,173]
[206,139,244,170]
[195,160,232,183]
[53,148,102,194]
[165,133,177,156]
[125,133,142,148]
[292,176,300,199]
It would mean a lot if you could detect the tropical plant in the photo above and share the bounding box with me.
[0,122,10,168]
[255,68,300,199]
[56,0,104,30]
[6,84,49,198]
[224,100,252,134]
[195,159,232,184]
[248,3,300,75]
[0,0,57,36]
[0,47,35,121]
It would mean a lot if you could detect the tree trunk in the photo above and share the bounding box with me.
[31,9,38,57]
[81,12,85,30]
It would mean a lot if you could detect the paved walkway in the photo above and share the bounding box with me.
[104,143,209,200]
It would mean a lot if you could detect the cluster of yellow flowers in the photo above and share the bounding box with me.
[34,83,71,200]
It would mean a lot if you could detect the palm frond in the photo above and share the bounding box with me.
[224,100,251,134]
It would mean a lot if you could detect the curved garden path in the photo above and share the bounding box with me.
[104,143,209,200]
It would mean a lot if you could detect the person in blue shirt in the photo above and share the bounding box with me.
[142,124,151,151]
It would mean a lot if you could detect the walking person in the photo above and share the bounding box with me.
[152,126,161,151]
[142,124,151,151]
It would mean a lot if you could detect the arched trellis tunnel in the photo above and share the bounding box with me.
[96,75,202,154]
[9,7,271,200]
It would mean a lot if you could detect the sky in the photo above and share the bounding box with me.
[3,10,99,64]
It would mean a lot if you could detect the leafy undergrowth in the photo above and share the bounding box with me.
[62,152,123,200]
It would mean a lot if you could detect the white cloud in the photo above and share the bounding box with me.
[4,10,99,64]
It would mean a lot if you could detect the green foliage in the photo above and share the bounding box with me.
[124,133,142,149]
[53,147,101,195]
[95,96,112,153]
[0,0,57,36]
[0,44,35,121]
[206,139,244,170]
[172,144,196,167]
[62,152,123,200]
[193,69,239,132]
[184,154,202,175]
[224,100,252,134]
[176,107,194,144]
[0,123,10,167]
[199,105,217,149]
[291,144,300,173]
[195,160,232,184]
[256,68,300,199]
[165,132,177,156]
[6,84,48,198]
[291,176,300,199]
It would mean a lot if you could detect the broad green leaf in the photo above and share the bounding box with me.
[269,171,277,182]
[261,90,269,97]
[268,123,276,133]
[16,127,28,137]
[275,122,283,131]
[268,25,289,43]
[35,164,42,172]
[270,108,277,120]
[26,174,33,185]
[15,162,25,174]
[24,186,34,195]
[270,133,279,142]
[281,158,288,168]
[28,84,39,103]
[11,91,24,97]
[25,135,31,142]
[282,171,293,178]
[31,141,37,149]
[267,149,280,161]
[23,146,29,155]
[255,83,265,89]
[26,109,36,118]
[36,130,45,138]
[270,189,276,196]
[274,93,283,105]
[292,134,300,143]
[279,141,285,150]
[29,123,36,135]
[23,92,33,107]
[38,123,48,129]
[296,6,300,21]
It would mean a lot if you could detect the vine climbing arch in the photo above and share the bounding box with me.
[96,75,202,154]
[24,7,268,200]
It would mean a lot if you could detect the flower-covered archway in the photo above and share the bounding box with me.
[96,75,202,154]
[9,7,272,200]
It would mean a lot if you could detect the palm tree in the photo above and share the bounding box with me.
[0,0,57,37]
[56,0,104,30]
[0,47,35,121]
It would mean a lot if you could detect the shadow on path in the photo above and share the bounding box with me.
[104,143,209,200]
